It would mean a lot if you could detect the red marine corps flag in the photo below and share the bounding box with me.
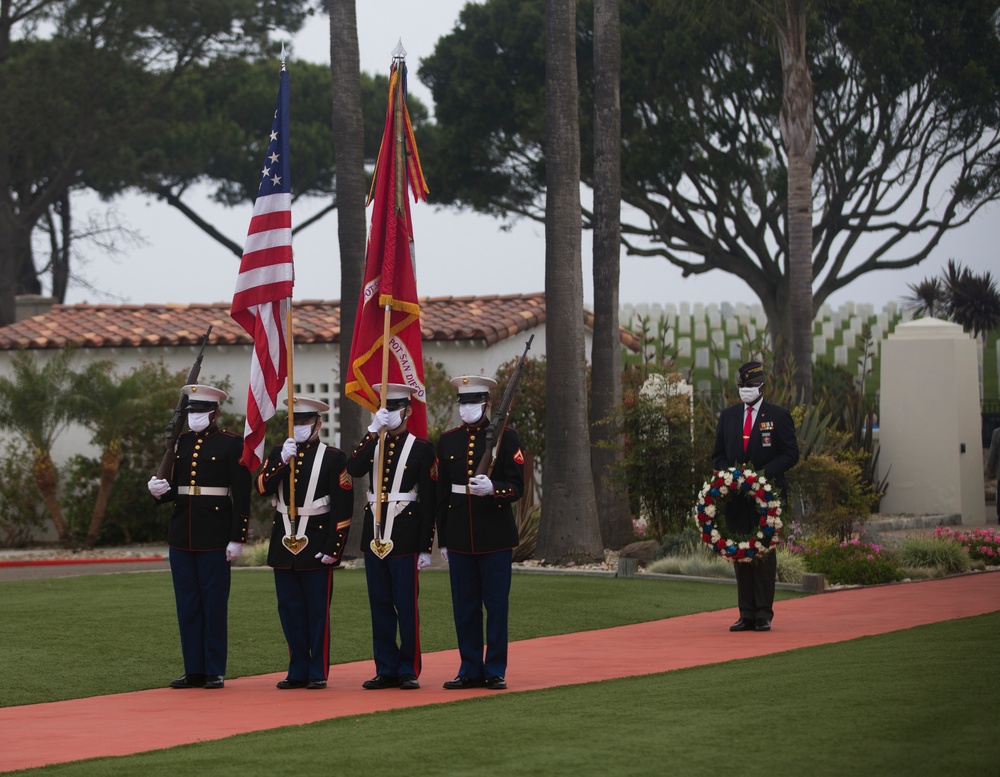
[345,43,429,437]
[231,59,295,472]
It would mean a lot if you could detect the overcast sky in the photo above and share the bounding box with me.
[61,1,995,315]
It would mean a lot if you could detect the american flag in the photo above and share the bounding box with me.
[230,62,294,471]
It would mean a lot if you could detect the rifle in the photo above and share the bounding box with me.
[475,334,533,478]
[155,325,213,481]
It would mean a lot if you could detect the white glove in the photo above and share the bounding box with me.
[417,552,432,570]
[280,438,297,464]
[147,476,170,498]
[468,474,495,497]
[315,552,336,565]
[439,547,449,564]
[367,408,390,434]
[226,542,244,562]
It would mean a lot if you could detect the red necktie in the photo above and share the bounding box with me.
[742,405,754,452]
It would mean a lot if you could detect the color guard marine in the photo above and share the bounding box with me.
[256,396,354,690]
[347,383,437,691]
[436,375,525,691]
[148,383,251,690]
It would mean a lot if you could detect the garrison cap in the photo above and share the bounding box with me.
[737,361,765,385]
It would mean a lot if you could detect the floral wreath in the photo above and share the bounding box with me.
[693,466,783,562]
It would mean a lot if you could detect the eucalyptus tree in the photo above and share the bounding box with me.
[0,0,316,325]
[419,0,1000,381]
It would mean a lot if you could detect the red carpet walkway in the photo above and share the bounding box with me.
[2,572,998,773]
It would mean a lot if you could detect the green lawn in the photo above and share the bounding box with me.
[1,567,796,707]
[2,570,995,777]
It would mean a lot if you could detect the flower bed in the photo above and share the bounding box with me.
[932,526,1000,565]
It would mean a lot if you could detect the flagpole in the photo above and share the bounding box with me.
[285,297,298,528]
[373,49,408,543]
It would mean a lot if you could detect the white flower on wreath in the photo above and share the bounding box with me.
[704,505,716,518]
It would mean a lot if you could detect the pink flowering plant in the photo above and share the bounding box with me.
[800,534,904,585]
[933,526,1000,565]
[693,467,782,562]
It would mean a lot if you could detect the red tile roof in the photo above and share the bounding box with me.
[0,293,640,351]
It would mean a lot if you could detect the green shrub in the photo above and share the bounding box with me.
[655,525,703,560]
[897,535,971,575]
[787,454,872,540]
[513,503,541,562]
[233,540,270,567]
[802,536,904,585]
[775,546,806,584]
[646,552,735,579]
[0,439,48,547]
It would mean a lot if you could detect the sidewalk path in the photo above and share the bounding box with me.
[2,572,997,773]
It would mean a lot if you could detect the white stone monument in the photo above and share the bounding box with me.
[879,318,985,520]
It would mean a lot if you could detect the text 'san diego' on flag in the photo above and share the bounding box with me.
[230,62,294,471]
[345,57,430,438]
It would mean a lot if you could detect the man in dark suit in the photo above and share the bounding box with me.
[436,375,525,691]
[347,383,437,691]
[712,361,799,632]
[147,383,252,689]
[256,396,354,690]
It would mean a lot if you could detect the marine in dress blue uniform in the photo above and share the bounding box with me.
[436,375,525,691]
[148,384,251,690]
[712,362,799,632]
[256,397,353,690]
[347,384,437,691]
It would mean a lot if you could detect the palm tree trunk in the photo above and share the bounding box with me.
[536,0,603,564]
[33,452,70,546]
[84,445,122,548]
[778,0,816,404]
[328,0,369,545]
[590,0,631,549]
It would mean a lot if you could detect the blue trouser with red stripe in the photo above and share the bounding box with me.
[364,553,421,678]
[169,547,230,677]
[273,567,334,682]
[448,549,513,681]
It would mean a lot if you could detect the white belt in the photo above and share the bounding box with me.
[450,484,471,495]
[367,492,418,503]
[178,486,230,497]
[276,505,329,516]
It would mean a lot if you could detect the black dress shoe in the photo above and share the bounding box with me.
[203,675,225,689]
[306,680,327,690]
[442,676,485,690]
[729,619,754,632]
[276,679,308,689]
[169,673,205,689]
[362,674,399,690]
[754,618,772,632]
[485,676,507,690]
[398,674,420,690]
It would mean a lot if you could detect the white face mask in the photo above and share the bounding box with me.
[293,423,316,443]
[188,412,212,433]
[386,410,404,431]
[738,385,762,405]
[459,403,484,425]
